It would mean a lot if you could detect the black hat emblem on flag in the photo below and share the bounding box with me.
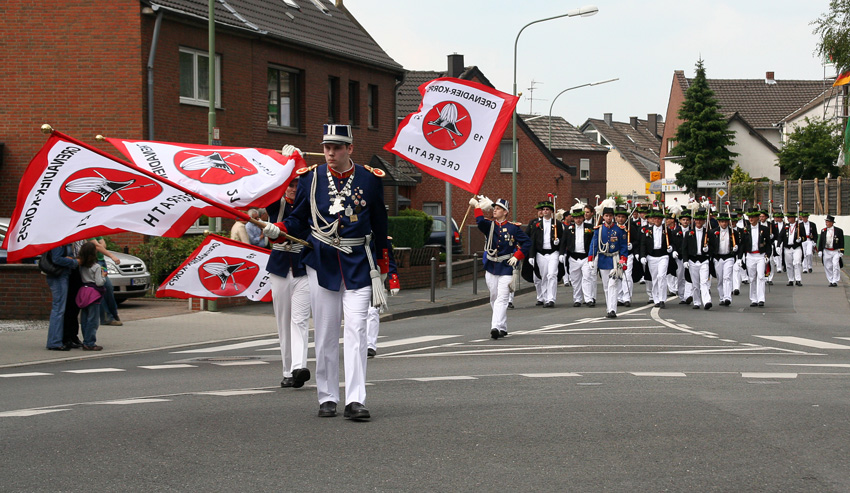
[202,259,254,291]
[427,103,465,137]
[64,171,156,204]
[179,152,247,177]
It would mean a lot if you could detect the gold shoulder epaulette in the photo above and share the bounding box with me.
[295,164,318,176]
[364,165,386,177]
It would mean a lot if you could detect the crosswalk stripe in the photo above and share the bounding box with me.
[755,336,850,350]
[741,372,797,379]
[408,376,476,382]
[520,373,582,378]
[0,372,52,378]
[62,368,125,374]
[211,360,268,366]
[195,390,275,396]
[173,338,278,354]
[631,372,686,377]
[376,335,461,347]
[139,364,198,370]
[93,398,172,405]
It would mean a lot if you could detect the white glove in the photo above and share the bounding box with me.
[553,238,560,246]
[672,251,679,259]
[666,246,673,253]
[507,256,518,267]
[262,222,281,240]
[558,255,565,263]
[684,261,690,269]
[627,242,633,251]
[641,257,647,266]
[478,196,494,212]
[390,288,400,296]
[281,144,302,158]
[702,245,709,253]
[468,196,479,208]
[733,245,738,253]
[818,251,824,259]
[529,258,535,267]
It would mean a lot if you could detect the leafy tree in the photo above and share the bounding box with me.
[670,59,738,194]
[812,0,850,74]
[729,165,754,203]
[777,117,842,179]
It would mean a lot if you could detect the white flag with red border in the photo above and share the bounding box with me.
[107,138,302,208]
[156,234,272,301]
[384,77,518,194]
[1,132,235,262]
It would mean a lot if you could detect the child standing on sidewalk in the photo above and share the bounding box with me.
[78,242,106,351]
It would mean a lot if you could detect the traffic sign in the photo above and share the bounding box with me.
[650,171,662,182]
[716,189,727,198]
[698,180,727,188]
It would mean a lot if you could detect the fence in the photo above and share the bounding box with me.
[726,177,849,215]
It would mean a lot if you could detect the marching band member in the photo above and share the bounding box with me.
[682,208,713,309]
[673,209,694,304]
[472,196,530,339]
[526,208,544,306]
[817,215,845,287]
[740,208,772,307]
[640,206,674,308]
[732,209,746,295]
[528,199,563,307]
[799,212,818,273]
[589,206,629,318]
[615,206,639,307]
[779,211,804,286]
[264,124,389,421]
[562,205,596,307]
[711,211,739,306]
[762,210,782,285]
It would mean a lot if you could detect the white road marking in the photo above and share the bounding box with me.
[174,338,278,353]
[631,372,686,377]
[211,360,268,366]
[194,390,275,396]
[376,335,462,348]
[139,364,198,370]
[0,372,52,378]
[660,347,808,355]
[93,398,171,405]
[408,376,477,382]
[0,409,70,417]
[768,363,850,368]
[741,372,798,379]
[62,368,125,374]
[755,336,850,350]
[520,373,582,378]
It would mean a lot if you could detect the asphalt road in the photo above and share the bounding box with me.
[3,276,850,491]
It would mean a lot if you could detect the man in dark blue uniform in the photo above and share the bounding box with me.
[589,206,629,318]
[471,196,530,339]
[263,124,388,421]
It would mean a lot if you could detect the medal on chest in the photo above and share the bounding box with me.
[327,168,355,215]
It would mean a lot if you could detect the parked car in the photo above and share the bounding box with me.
[104,251,151,303]
[0,218,8,264]
[427,216,462,254]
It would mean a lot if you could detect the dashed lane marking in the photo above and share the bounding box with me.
[754,336,850,350]
[408,376,477,382]
[62,368,125,374]
[741,372,798,379]
[194,390,275,396]
[138,364,198,370]
[92,398,171,405]
[631,372,687,377]
[520,373,582,378]
[0,372,52,378]
[173,338,279,354]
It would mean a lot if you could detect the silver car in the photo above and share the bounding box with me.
[104,251,151,303]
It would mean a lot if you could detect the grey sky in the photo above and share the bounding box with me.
[350,0,834,127]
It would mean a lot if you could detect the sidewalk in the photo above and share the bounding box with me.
[0,277,532,369]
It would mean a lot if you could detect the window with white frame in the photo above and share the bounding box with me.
[268,66,301,130]
[423,202,442,216]
[179,47,221,107]
[499,141,513,173]
[580,158,590,180]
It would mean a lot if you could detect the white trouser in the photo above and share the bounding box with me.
[823,250,842,284]
[569,256,594,303]
[688,260,711,307]
[306,267,370,406]
[533,272,543,302]
[589,259,599,301]
[366,306,380,351]
[618,254,634,302]
[536,252,559,303]
[803,240,814,271]
[600,269,621,313]
[667,272,677,296]
[485,272,512,331]
[745,255,766,303]
[769,245,782,279]
[270,273,310,378]
[714,257,735,302]
[674,258,692,301]
[647,255,669,303]
[784,247,803,282]
[733,259,743,291]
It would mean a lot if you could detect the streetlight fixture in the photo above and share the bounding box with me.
[547,77,618,149]
[512,5,599,221]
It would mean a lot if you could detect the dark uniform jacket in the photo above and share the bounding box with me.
[817,226,845,252]
[681,226,713,263]
[563,222,595,259]
[476,210,530,276]
[708,227,740,259]
[265,197,306,278]
[779,222,805,250]
[739,223,773,257]
[640,223,674,258]
[529,217,565,258]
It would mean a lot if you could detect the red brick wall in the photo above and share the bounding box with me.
[0,0,144,218]
[550,148,608,203]
[0,265,52,319]
[660,71,687,176]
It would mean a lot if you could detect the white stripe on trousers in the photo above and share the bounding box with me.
[270,273,310,378]
[485,271,512,331]
[306,266,370,406]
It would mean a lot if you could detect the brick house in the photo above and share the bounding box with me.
[580,113,664,200]
[391,55,607,252]
[0,0,403,248]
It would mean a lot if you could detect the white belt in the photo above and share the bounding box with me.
[272,243,304,253]
[312,230,367,254]
[487,253,512,263]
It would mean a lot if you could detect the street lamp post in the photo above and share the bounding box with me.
[512,5,598,221]
[547,78,618,149]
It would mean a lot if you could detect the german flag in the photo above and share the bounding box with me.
[833,70,850,86]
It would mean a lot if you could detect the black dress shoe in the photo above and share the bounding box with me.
[647,300,655,305]
[536,301,544,306]
[750,302,758,307]
[545,301,554,308]
[490,328,500,340]
[692,304,700,309]
[47,345,70,351]
[573,302,581,307]
[679,300,689,305]
[318,401,337,417]
[344,402,371,421]
[758,301,764,307]
[733,289,740,295]
[292,368,311,388]
[624,301,631,307]
[281,377,294,388]
[617,301,623,306]
[64,341,82,349]
[704,303,712,310]
[795,281,802,286]
[587,301,596,307]
[508,302,515,309]
[786,281,794,286]
[499,330,508,338]
[654,303,661,308]
[606,311,617,318]
[685,296,693,304]
[660,302,666,309]
[367,348,377,358]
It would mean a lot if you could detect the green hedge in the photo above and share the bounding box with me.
[398,209,433,244]
[388,217,425,248]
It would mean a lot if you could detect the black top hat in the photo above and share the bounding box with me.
[825,215,836,222]
[602,206,615,216]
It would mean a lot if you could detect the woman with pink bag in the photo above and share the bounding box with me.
[76,242,106,351]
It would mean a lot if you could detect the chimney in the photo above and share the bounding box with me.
[603,113,613,127]
[765,71,776,85]
[447,53,464,78]
[630,116,639,130]
[647,113,658,138]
